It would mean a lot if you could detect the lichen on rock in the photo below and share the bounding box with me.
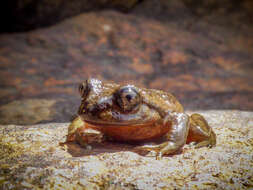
[0,110,253,189]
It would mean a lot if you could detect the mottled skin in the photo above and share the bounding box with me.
[67,78,216,158]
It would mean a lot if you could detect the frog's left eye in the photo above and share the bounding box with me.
[116,86,141,112]
[79,80,90,99]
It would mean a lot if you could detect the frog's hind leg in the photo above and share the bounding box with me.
[135,112,190,159]
[187,113,216,148]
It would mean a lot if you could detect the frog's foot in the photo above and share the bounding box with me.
[135,141,183,160]
[75,127,104,148]
[187,113,216,148]
[66,116,105,147]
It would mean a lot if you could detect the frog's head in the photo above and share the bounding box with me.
[77,78,161,127]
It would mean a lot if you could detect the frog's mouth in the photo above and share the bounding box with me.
[82,118,157,127]
[78,100,162,127]
[79,106,161,127]
[80,113,157,127]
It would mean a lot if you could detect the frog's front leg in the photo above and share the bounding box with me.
[137,112,190,159]
[66,116,105,147]
[66,116,85,142]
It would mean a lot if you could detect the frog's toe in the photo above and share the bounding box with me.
[194,140,212,148]
[193,130,216,148]
[155,152,163,160]
[145,150,158,157]
[133,147,162,160]
[134,141,181,158]
[75,128,104,147]
[133,144,161,157]
[188,141,197,147]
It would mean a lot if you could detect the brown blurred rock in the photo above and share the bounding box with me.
[1,0,253,33]
[0,99,56,125]
[0,0,253,124]
[0,111,252,189]
[1,0,140,33]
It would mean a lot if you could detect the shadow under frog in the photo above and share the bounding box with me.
[64,78,216,159]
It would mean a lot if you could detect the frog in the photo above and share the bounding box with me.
[67,78,216,158]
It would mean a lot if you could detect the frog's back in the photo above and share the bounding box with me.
[140,88,184,114]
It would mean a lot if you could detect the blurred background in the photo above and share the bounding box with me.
[0,0,252,125]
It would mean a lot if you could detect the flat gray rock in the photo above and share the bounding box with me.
[0,110,252,189]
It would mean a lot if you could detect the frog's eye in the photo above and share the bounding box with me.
[116,86,141,112]
[79,80,90,99]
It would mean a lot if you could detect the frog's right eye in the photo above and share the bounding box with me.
[79,81,90,99]
[115,85,141,112]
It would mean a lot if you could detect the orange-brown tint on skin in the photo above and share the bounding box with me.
[67,78,216,157]
[84,121,171,142]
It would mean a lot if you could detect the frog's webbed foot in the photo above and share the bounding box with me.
[135,112,190,159]
[135,141,183,160]
[66,116,105,147]
[187,113,216,148]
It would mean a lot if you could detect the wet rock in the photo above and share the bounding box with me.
[0,110,252,189]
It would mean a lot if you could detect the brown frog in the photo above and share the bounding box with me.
[67,78,216,158]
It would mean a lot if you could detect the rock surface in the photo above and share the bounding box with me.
[1,110,252,189]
